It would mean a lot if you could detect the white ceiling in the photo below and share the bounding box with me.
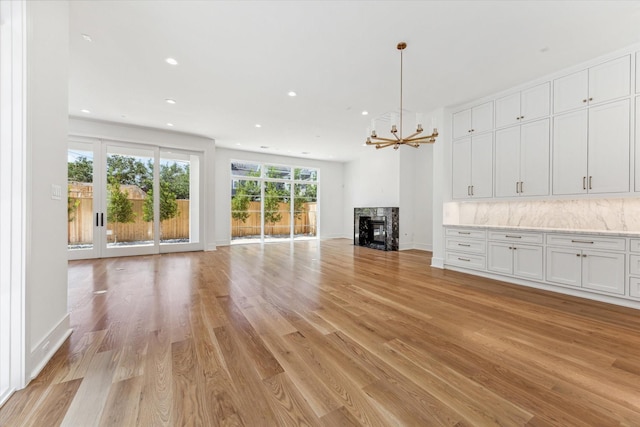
[69,0,640,162]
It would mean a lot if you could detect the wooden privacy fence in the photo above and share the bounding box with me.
[232,201,317,237]
[68,198,191,244]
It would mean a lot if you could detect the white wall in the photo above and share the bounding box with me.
[431,107,448,267]
[68,117,217,251]
[214,148,345,245]
[343,149,400,239]
[25,0,71,379]
[409,145,434,251]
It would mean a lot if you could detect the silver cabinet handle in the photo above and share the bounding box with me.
[458,231,471,235]
[588,176,592,190]
[471,185,474,196]
[519,181,523,193]
[505,235,522,239]
[457,243,471,247]
[571,239,594,244]
[582,176,586,190]
[516,181,519,193]
[458,257,471,262]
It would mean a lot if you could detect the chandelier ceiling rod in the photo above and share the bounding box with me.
[365,42,438,150]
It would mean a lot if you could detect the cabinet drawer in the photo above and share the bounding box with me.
[445,228,486,239]
[488,231,543,244]
[630,239,640,253]
[545,234,625,251]
[445,251,486,270]
[446,238,486,255]
[629,255,640,276]
[629,277,640,299]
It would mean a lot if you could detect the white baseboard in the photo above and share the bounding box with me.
[214,240,229,247]
[431,257,444,269]
[206,242,218,251]
[320,234,350,240]
[29,314,72,381]
[413,243,433,252]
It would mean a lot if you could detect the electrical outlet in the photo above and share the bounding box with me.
[51,184,62,200]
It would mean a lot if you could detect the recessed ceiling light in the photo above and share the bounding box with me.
[362,111,369,116]
[301,151,310,155]
[165,98,176,104]
[81,34,93,42]
[165,57,178,65]
[167,123,174,127]
[288,91,297,97]
[236,143,242,146]
[260,145,269,149]
[255,124,262,128]
[81,109,91,114]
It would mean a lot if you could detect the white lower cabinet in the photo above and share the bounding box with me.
[488,242,543,280]
[546,248,625,295]
[444,226,633,306]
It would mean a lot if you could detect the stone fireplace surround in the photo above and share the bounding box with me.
[354,207,399,251]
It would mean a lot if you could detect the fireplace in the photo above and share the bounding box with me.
[354,207,399,251]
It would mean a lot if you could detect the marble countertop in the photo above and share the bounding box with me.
[443,223,640,238]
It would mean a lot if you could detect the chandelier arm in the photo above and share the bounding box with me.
[368,136,400,143]
[375,141,399,149]
[402,130,424,140]
[405,137,436,144]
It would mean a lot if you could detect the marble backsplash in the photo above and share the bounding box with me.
[443,198,640,232]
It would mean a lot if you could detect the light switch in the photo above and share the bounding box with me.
[51,184,62,200]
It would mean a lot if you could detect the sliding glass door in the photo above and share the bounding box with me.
[68,140,203,259]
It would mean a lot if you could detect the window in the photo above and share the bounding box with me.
[230,161,319,243]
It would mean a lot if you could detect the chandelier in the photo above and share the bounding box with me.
[366,42,438,150]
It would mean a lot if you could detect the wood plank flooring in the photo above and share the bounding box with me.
[2,239,640,426]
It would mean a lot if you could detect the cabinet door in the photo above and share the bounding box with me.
[587,99,630,194]
[487,242,513,275]
[472,102,494,134]
[495,92,520,128]
[553,69,588,114]
[470,133,493,198]
[521,82,550,122]
[546,247,582,287]
[452,138,472,199]
[513,245,543,280]
[519,119,550,197]
[636,97,640,191]
[494,126,520,197]
[452,109,472,140]
[581,250,625,295]
[636,52,640,94]
[589,55,631,105]
[552,110,588,195]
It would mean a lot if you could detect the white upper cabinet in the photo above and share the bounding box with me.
[452,133,493,199]
[587,99,630,194]
[495,82,550,128]
[452,101,493,139]
[553,99,630,195]
[636,52,640,93]
[636,97,640,191]
[495,119,549,197]
[553,55,631,114]
[552,110,588,195]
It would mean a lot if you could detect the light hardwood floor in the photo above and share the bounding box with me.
[2,239,640,426]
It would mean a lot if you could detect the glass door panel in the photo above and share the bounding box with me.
[294,183,318,240]
[104,144,156,257]
[231,179,261,243]
[264,181,291,242]
[159,150,203,251]
[68,140,99,259]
